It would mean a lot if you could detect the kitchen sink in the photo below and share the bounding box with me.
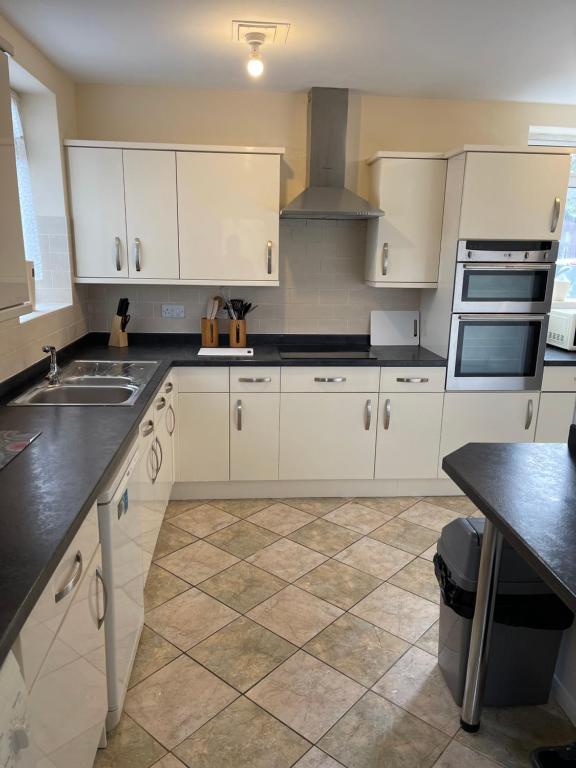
[10,359,159,407]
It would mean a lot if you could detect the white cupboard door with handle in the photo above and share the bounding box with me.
[439,392,539,475]
[67,147,128,279]
[458,152,570,240]
[365,157,446,287]
[375,393,443,479]
[230,393,280,481]
[28,545,107,768]
[535,392,576,443]
[177,152,280,283]
[279,393,377,480]
[177,393,229,481]
[123,149,179,279]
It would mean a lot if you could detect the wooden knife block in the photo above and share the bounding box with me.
[109,315,128,347]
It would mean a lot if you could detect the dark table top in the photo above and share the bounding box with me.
[443,441,576,613]
[544,346,576,366]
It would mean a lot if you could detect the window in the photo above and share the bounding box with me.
[529,126,576,300]
[10,90,42,279]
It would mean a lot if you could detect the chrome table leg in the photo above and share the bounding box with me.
[461,518,504,732]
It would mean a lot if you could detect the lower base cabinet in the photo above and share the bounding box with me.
[535,392,576,442]
[279,393,377,480]
[439,392,540,474]
[375,393,443,479]
[230,393,280,481]
[178,393,229,481]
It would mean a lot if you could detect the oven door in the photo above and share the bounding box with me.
[453,263,556,313]
[447,314,548,391]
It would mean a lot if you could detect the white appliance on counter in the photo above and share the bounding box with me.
[547,308,576,351]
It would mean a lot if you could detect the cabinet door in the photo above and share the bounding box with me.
[178,152,280,282]
[123,149,179,279]
[279,393,377,480]
[440,392,539,474]
[366,158,446,286]
[375,393,443,479]
[459,152,570,239]
[230,393,280,481]
[535,392,575,442]
[154,384,175,511]
[67,147,127,279]
[177,393,229,481]
[28,546,107,768]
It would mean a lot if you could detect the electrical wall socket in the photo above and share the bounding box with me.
[161,303,185,319]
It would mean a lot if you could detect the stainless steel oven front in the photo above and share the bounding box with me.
[446,313,549,391]
[453,262,556,314]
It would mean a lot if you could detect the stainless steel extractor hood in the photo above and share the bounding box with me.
[281,87,383,220]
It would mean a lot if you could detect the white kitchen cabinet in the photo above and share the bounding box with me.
[439,392,539,474]
[279,393,377,480]
[365,154,447,288]
[178,393,229,481]
[375,393,443,479]
[230,393,280,481]
[67,147,128,279]
[177,151,280,283]
[123,149,179,279]
[535,393,576,443]
[458,152,570,240]
[27,545,107,768]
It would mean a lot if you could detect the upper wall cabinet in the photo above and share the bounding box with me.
[178,152,280,283]
[66,141,284,285]
[365,153,447,288]
[458,151,570,240]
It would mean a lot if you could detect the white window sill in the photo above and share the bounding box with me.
[19,302,72,323]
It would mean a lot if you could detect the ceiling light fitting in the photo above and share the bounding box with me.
[245,31,265,78]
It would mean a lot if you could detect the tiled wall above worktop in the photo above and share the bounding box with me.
[79,220,420,335]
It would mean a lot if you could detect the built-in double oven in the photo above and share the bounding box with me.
[447,240,557,391]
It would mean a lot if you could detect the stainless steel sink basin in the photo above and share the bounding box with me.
[24,385,136,405]
[10,359,159,406]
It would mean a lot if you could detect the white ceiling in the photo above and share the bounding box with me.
[1,0,576,104]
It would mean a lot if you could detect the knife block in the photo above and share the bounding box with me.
[108,315,128,348]
[229,319,247,348]
[201,318,219,347]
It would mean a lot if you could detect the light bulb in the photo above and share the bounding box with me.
[247,53,264,77]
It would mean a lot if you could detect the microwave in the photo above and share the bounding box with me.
[547,308,576,351]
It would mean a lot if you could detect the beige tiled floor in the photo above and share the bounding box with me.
[95,495,576,768]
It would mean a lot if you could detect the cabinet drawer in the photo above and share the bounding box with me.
[177,367,229,392]
[541,366,576,392]
[379,367,445,392]
[230,367,280,392]
[18,504,99,688]
[281,367,380,392]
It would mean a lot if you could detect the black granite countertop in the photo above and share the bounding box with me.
[544,346,576,366]
[443,442,576,613]
[0,333,445,669]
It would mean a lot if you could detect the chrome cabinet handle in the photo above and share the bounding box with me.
[525,399,534,430]
[238,377,272,383]
[149,442,159,482]
[96,567,108,630]
[156,396,167,411]
[384,398,391,430]
[267,241,273,275]
[134,237,142,272]
[382,242,389,276]
[114,236,121,271]
[364,399,372,430]
[236,399,242,431]
[551,197,561,232]
[155,436,163,473]
[141,419,154,437]
[314,377,347,383]
[55,552,83,603]
[167,404,176,436]
[396,377,430,384]
[165,382,173,394]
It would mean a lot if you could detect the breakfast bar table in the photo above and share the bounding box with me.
[442,431,576,732]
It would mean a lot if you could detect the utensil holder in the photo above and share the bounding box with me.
[108,315,128,348]
[201,318,219,347]
[229,319,247,348]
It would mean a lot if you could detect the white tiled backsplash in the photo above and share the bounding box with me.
[80,220,420,335]
[36,216,73,306]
